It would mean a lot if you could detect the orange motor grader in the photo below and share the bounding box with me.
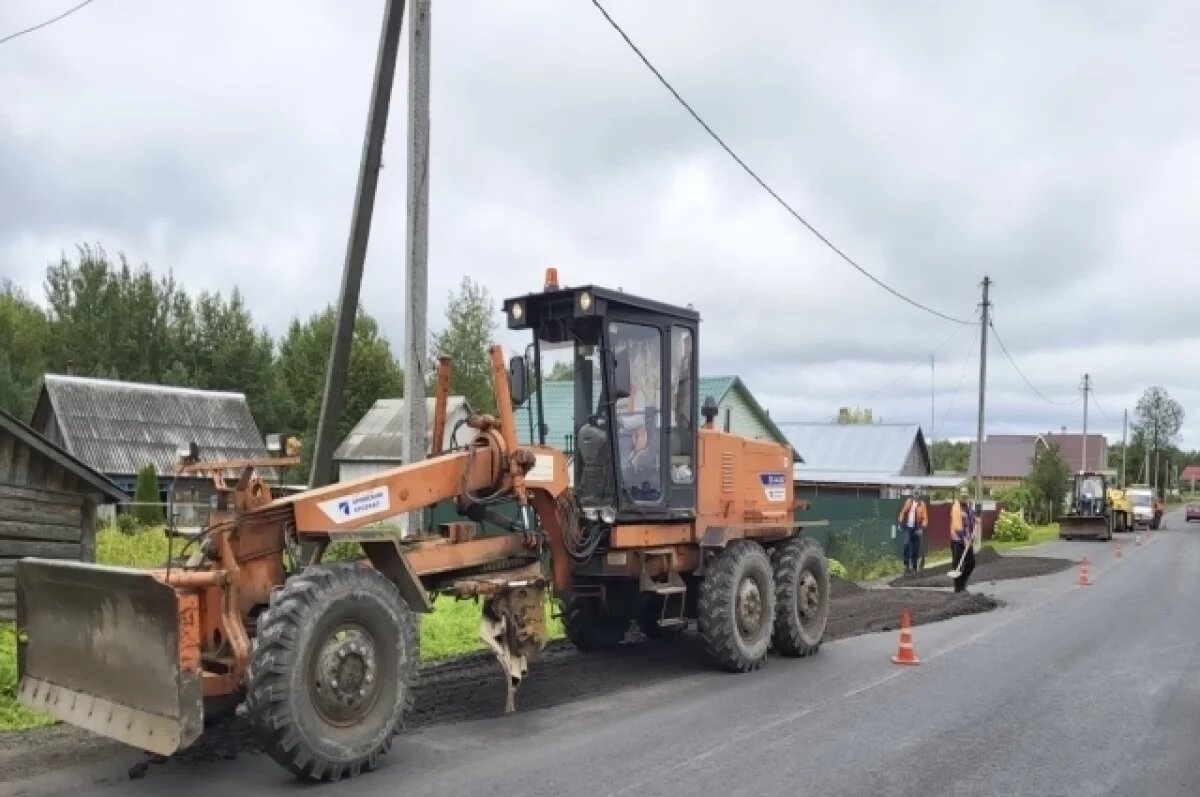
[15,274,830,782]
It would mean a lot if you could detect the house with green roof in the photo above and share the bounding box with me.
[515,376,797,459]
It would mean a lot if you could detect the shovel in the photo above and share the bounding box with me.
[948,523,980,579]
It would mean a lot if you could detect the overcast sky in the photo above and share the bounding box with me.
[2,1,1199,446]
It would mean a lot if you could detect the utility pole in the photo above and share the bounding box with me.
[1080,373,1090,474]
[309,0,407,489]
[930,355,935,450]
[1120,409,1128,487]
[400,0,431,536]
[974,276,991,503]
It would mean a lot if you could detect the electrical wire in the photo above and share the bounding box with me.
[588,0,974,326]
[936,322,979,431]
[859,308,980,404]
[0,0,97,46]
[1088,386,1118,423]
[989,319,1080,407]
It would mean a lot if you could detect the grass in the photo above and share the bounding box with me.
[421,595,565,661]
[989,522,1061,553]
[1,623,54,732]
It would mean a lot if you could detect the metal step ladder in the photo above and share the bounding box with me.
[639,548,687,629]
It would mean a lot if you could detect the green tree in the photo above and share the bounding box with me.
[1133,386,1184,495]
[1024,443,1070,524]
[430,277,497,414]
[0,281,50,418]
[274,306,404,473]
[133,464,163,526]
[931,440,971,472]
[834,406,876,424]
[545,361,573,381]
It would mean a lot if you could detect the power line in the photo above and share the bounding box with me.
[1089,386,1118,423]
[0,0,98,46]
[989,319,1079,407]
[860,308,980,403]
[588,0,974,326]
[937,321,979,431]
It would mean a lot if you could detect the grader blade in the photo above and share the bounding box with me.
[15,558,203,756]
[1058,515,1110,540]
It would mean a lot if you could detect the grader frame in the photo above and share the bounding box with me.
[16,276,831,783]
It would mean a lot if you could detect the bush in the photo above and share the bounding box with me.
[992,509,1032,542]
[133,464,163,526]
[996,484,1033,517]
[827,558,848,580]
[115,512,140,535]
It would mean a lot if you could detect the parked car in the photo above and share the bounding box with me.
[1186,504,1200,523]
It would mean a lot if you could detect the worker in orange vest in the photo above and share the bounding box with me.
[897,488,929,574]
[1153,495,1164,530]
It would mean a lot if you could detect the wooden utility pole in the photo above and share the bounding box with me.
[929,355,935,449]
[1120,408,1128,487]
[973,276,991,503]
[400,0,431,535]
[1080,373,1090,473]
[309,0,407,489]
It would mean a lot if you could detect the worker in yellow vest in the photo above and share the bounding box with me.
[950,488,977,593]
[897,489,929,574]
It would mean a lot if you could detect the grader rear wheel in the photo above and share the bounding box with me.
[698,540,776,672]
[771,536,830,657]
[245,564,418,782]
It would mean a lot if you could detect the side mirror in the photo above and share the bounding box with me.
[508,355,529,406]
[612,353,631,400]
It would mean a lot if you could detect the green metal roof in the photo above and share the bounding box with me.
[516,375,793,457]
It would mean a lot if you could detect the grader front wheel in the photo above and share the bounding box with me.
[245,564,418,782]
[698,540,776,672]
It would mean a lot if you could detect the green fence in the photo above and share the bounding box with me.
[422,495,904,567]
[798,496,904,563]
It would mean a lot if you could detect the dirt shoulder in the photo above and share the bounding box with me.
[889,546,1074,588]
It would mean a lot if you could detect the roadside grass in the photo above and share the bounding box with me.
[1,623,54,733]
[1,528,567,731]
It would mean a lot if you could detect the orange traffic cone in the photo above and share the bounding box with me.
[1077,556,1092,586]
[1114,540,1124,559]
[891,609,920,666]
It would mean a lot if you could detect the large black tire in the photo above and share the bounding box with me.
[698,540,776,672]
[563,597,629,651]
[245,564,418,782]
[771,536,830,657]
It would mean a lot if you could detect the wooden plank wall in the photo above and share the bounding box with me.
[0,428,98,621]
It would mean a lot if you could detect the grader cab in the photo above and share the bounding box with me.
[16,273,830,782]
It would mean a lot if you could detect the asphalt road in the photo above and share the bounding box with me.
[7,511,1200,797]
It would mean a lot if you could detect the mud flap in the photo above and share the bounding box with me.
[15,558,203,756]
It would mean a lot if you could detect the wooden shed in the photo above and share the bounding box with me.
[0,408,125,620]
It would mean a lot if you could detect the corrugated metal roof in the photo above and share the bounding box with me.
[967,436,1036,478]
[791,468,965,488]
[36,375,269,478]
[0,407,126,501]
[783,423,926,474]
[967,433,1107,478]
[514,376,792,453]
[334,397,472,461]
